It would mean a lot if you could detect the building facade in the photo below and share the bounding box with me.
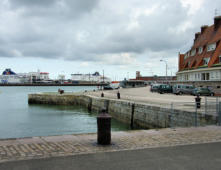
[177,16,221,89]
[134,71,176,84]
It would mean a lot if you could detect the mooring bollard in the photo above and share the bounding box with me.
[97,109,111,145]
[117,91,120,99]
[101,92,104,97]
[58,89,64,94]
[195,95,201,109]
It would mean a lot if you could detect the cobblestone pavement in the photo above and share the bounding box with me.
[0,126,221,163]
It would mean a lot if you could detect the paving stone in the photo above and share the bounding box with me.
[0,126,221,163]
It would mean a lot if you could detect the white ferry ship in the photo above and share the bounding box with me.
[71,72,111,83]
[0,69,50,84]
[0,69,23,84]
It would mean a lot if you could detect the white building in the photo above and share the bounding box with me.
[71,72,111,83]
[58,74,65,81]
[177,67,221,82]
[40,72,49,80]
[28,71,49,83]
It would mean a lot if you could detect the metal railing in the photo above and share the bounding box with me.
[170,97,221,127]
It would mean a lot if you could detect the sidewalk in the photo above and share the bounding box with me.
[1,126,221,163]
[1,142,221,170]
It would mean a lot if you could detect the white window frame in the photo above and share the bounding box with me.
[211,72,214,79]
[198,47,203,54]
[203,58,210,65]
[188,51,190,56]
[188,61,190,66]
[191,49,196,56]
[207,43,216,52]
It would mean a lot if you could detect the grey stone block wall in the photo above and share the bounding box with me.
[108,100,132,125]
[28,93,218,129]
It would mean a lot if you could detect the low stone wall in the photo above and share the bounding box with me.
[28,93,218,129]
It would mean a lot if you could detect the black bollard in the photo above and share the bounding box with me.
[101,92,104,97]
[58,89,64,94]
[195,95,201,109]
[117,91,120,99]
[97,109,111,145]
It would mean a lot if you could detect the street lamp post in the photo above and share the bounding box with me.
[102,69,104,83]
[160,59,168,82]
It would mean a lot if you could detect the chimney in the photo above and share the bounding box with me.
[136,71,141,79]
[214,16,221,31]
[201,25,208,34]
[194,32,201,42]
[178,53,184,71]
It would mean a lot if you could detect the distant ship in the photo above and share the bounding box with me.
[0,69,22,84]
[2,68,16,75]
[71,72,111,83]
[0,69,50,84]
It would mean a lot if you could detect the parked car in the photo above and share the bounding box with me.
[104,82,120,90]
[103,85,114,90]
[157,84,173,94]
[173,84,195,95]
[192,87,215,96]
[150,84,160,92]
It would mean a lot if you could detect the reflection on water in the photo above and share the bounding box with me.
[0,86,131,139]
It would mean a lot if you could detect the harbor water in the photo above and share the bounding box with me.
[0,86,131,139]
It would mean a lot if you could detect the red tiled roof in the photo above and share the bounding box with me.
[208,40,221,67]
[179,16,221,71]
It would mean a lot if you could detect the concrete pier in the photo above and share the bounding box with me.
[28,87,218,129]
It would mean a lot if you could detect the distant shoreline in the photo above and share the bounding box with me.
[0,83,108,86]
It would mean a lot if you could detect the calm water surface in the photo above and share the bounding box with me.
[0,86,131,139]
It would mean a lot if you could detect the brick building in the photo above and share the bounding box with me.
[133,71,176,84]
[177,16,221,90]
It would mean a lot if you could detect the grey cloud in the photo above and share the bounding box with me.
[0,48,11,58]
[80,0,190,56]
[9,0,57,8]
[64,0,100,12]
[9,0,100,19]
[1,0,221,66]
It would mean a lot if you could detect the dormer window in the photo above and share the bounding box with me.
[203,58,210,65]
[198,47,203,54]
[207,43,216,52]
[191,49,196,56]
[184,53,188,60]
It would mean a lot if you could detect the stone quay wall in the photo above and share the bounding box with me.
[28,93,217,129]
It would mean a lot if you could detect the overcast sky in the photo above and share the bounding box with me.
[0,0,220,80]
